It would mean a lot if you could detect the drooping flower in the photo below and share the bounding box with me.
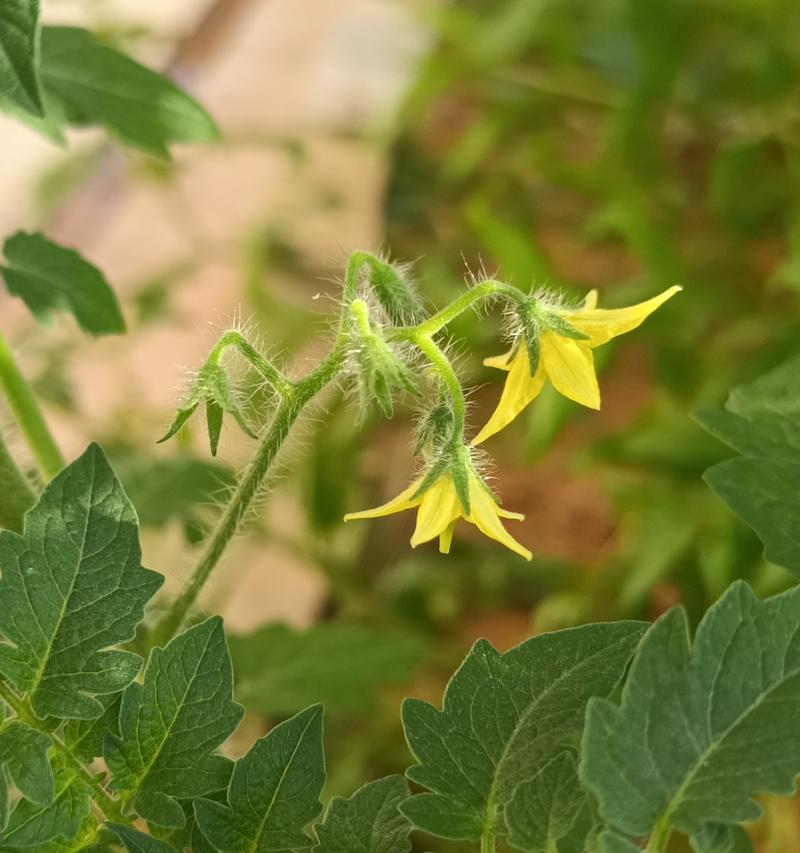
[344,448,531,560]
[473,286,681,444]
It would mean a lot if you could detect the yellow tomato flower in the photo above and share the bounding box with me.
[344,465,531,560]
[473,285,682,444]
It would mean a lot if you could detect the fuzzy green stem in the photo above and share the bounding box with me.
[480,827,496,853]
[410,332,466,438]
[210,329,293,397]
[152,346,346,644]
[0,680,125,823]
[0,331,64,480]
[0,426,36,532]
[409,279,528,336]
[644,817,673,853]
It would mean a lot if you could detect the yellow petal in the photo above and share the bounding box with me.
[583,289,598,310]
[497,506,525,521]
[467,478,532,560]
[410,475,462,548]
[483,349,515,372]
[564,285,682,347]
[344,477,424,522]
[473,344,546,445]
[439,521,457,554]
[540,330,600,409]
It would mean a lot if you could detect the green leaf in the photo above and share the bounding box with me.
[400,622,646,844]
[0,718,54,817]
[596,831,639,853]
[505,751,584,853]
[312,775,412,853]
[63,693,121,762]
[697,353,800,577]
[0,443,163,719]
[690,824,753,853]
[108,824,178,853]
[105,617,243,828]
[582,581,800,839]
[194,704,325,852]
[229,623,423,714]
[0,0,43,116]
[36,26,219,157]
[0,755,89,848]
[1,232,125,336]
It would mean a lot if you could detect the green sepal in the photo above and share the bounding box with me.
[542,311,589,341]
[156,403,199,444]
[362,259,422,325]
[411,453,451,501]
[449,447,472,516]
[205,399,224,457]
[523,328,541,377]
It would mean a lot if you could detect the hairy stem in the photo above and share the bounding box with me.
[153,346,345,644]
[210,329,293,397]
[0,426,36,532]
[409,279,528,336]
[0,331,64,480]
[0,680,125,823]
[644,817,673,853]
[480,827,497,853]
[408,332,466,438]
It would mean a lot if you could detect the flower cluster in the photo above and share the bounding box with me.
[344,272,680,560]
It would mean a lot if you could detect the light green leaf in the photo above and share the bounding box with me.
[312,775,412,853]
[0,718,54,820]
[505,751,584,853]
[229,623,423,714]
[596,831,639,853]
[105,617,243,828]
[690,824,753,853]
[108,824,178,852]
[36,26,219,157]
[0,755,89,848]
[194,704,325,852]
[1,231,125,336]
[400,622,646,844]
[0,0,43,116]
[0,443,163,720]
[697,353,800,577]
[582,581,800,839]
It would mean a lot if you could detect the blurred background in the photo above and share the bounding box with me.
[2,0,800,848]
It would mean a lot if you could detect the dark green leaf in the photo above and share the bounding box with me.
[105,617,243,828]
[0,755,89,848]
[194,704,325,852]
[312,775,412,853]
[400,622,646,843]
[229,623,423,714]
[0,0,42,116]
[505,751,584,853]
[63,694,120,762]
[583,582,800,838]
[0,719,54,811]
[1,231,125,335]
[108,824,178,853]
[0,443,163,719]
[38,27,219,157]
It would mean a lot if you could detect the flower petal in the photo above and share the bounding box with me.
[473,344,546,445]
[410,475,462,547]
[467,478,532,560]
[540,330,600,409]
[483,349,515,372]
[344,477,424,521]
[439,521,457,554]
[564,285,682,347]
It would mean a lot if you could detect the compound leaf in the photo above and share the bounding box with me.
[400,621,645,845]
[229,623,423,714]
[0,443,163,720]
[105,617,243,828]
[690,824,753,853]
[312,775,412,853]
[37,27,218,156]
[108,824,179,853]
[582,581,800,840]
[505,751,583,853]
[1,231,125,335]
[0,0,42,116]
[194,704,325,852]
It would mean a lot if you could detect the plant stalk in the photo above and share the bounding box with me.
[480,828,496,853]
[0,330,64,480]
[152,346,345,644]
[410,279,527,336]
[410,331,466,437]
[644,817,673,853]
